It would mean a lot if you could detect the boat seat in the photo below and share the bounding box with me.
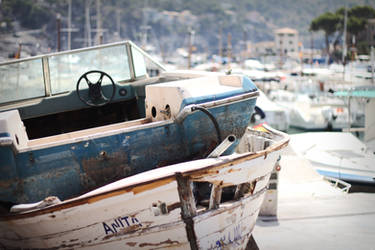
[0,110,29,149]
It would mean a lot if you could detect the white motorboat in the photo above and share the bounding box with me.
[291,132,375,184]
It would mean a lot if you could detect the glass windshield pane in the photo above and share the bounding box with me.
[132,46,147,77]
[49,45,131,94]
[0,59,45,104]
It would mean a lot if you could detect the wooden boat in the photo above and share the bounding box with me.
[0,41,258,205]
[0,125,289,249]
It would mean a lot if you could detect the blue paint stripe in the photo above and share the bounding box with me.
[317,169,375,183]
[0,132,11,138]
[316,169,340,179]
[179,76,257,110]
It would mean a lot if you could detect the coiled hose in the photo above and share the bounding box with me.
[191,105,222,144]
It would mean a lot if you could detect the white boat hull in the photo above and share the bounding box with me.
[291,132,375,184]
[0,128,289,249]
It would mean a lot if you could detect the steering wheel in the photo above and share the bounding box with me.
[76,70,116,107]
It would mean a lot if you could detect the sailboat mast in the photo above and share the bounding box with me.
[96,0,102,45]
[342,5,347,78]
[85,0,92,47]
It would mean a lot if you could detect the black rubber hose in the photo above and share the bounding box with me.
[191,106,222,144]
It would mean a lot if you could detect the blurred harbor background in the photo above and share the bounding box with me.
[1,1,375,249]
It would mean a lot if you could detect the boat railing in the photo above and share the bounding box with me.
[323,176,351,193]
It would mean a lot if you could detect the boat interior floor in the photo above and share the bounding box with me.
[24,98,141,140]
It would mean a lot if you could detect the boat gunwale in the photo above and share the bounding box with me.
[0,126,289,220]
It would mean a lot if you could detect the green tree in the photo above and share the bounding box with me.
[311,5,375,59]
[3,0,53,30]
[309,12,341,58]
[347,6,375,36]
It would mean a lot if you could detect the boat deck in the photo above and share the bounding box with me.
[253,145,375,250]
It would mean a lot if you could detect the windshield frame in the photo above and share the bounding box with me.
[0,41,166,106]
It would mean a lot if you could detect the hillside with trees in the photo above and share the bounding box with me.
[0,0,374,61]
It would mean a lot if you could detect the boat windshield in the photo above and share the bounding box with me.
[0,41,165,105]
[49,45,131,94]
[0,59,45,103]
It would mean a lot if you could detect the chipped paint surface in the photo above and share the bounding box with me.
[80,151,131,193]
[0,127,289,249]
[0,97,257,205]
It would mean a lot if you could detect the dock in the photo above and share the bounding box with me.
[253,141,375,250]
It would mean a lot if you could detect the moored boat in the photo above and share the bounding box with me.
[291,132,375,184]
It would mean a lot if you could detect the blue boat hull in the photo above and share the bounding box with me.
[0,98,256,204]
[317,169,375,185]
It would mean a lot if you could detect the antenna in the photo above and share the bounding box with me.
[56,13,61,51]
[371,47,374,85]
[96,0,102,44]
[219,24,222,64]
[188,27,195,69]
[85,0,92,47]
[342,4,347,79]
[60,0,78,50]
[68,0,72,50]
